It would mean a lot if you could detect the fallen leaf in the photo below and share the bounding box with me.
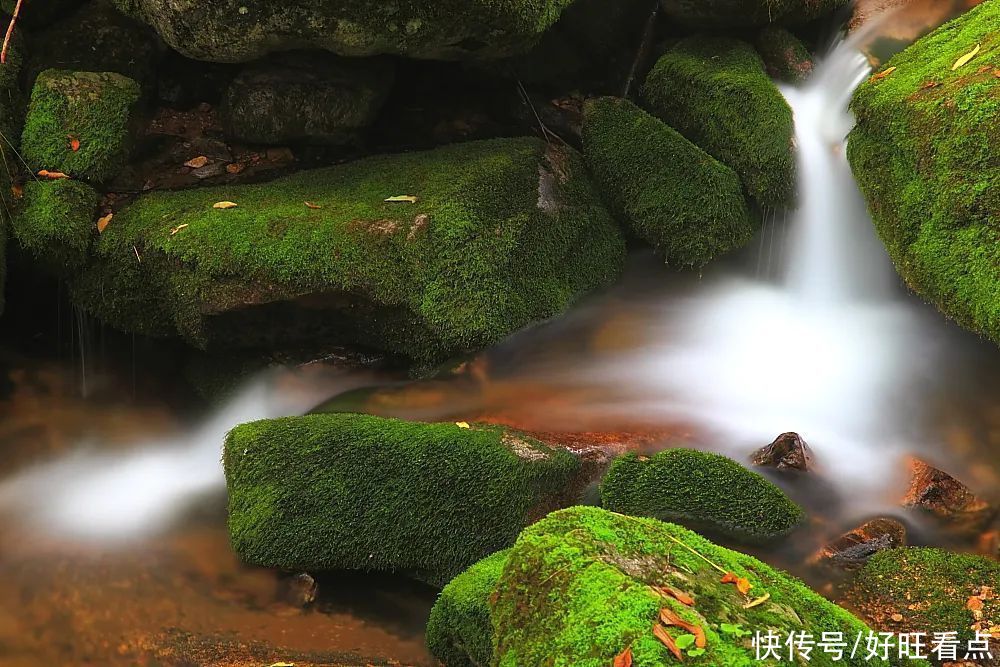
[267,663,295,667]
[304,201,322,209]
[213,201,238,209]
[891,613,904,622]
[226,162,245,174]
[653,624,684,661]
[37,170,69,180]
[184,155,209,169]
[170,223,189,235]
[870,66,896,81]
[456,421,471,429]
[721,572,752,595]
[11,183,23,199]
[385,195,418,203]
[920,80,941,89]
[613,646,633,667]
[657,586,695,606]
[743,592,771,609]
[660,608,706,648]
[97,213,113,233]
[952,44,981,70]
[68,136,80,152]
[967,597,984,611]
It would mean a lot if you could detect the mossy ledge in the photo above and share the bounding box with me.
[223,414,582,586]
[12,179,99,271]
[492,507,918,667]
[71,137,625,363]
[600,449,806,543]
[582,96,753,267]
[847,1,1000,345]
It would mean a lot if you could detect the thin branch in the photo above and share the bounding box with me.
[1,0,24,65]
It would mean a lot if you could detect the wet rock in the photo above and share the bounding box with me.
[751,432,815,472]
[754,26,814,83]
[277,573,318,607]
[659,0,848,28]
[809,517,907,570]
[222,52,394,146]
[902,457,995,532]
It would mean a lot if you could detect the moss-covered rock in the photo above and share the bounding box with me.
[755,26,814,83]
[847,1,1000,345]
[600,449,805,543]
[116,0,577,63]
[222,52,394,146]
[0,24,25,230]
[427,549,509,667]
[643,37,796,208]
[11,180,99,270]
[493,506,916,667]
[660,0,849,28]
[21,70,142,183]
[843,547,1000,646]
[223,414,584,586]
[582,97,753,267]
[71,137,624,363]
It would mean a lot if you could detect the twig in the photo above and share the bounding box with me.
[664,533,727,574]
[516,80,567,146]
[1,0,24,65]
[622,0,661,99]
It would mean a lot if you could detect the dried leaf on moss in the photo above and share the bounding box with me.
[613,646,633,667]
[952,44,981,70]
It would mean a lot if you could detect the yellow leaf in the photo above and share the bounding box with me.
[213,201,238,209]
[952,44,981,70]
[304,201,322,209]
[267,663,295,667]
[385,195,418,203]
[97,213,113,233]
[870,66,896,81]
[743,592,771,609]
[184,155,209,169]
[456,421,470,429]
[170,223,189,235]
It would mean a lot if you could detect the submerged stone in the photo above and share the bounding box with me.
[848,1,1000,348]
[751,431,815,472]
[224,414,586,586]
[582,97,753,267]
[643,37,796,208]
[600,448,806,543]
[70,137,624,363]
[902,457,995,532]
[809,517,907,571]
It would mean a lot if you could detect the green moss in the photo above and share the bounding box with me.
[427,549,510,667]
[223,414,582,586]
[755,26,814,83]
[493,507,919,667]
[600,449,805,543]
[21,69,141,183]
[11,179,98,270]
[583,97,753,267]
[848,1,1000,345]
[71,137,625,362]
[642,37,796,208]
[844,547,1000,641]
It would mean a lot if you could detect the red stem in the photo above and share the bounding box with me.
[1,0,25,65]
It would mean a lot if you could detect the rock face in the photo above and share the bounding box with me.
[660,0,849,28]
[902,457,995,532]
[70,137,625,363]
[600,449,805,543]
[491,507,902,667]
[12,180,99,271]
[810,517,907,570]
[848,1,1000,347]
[222,52,395,146]
[223,414,584,586]
[582,97,753,267]
[426,549,509,667]
[751,431,815,471]
[755,26,814,83]
[643,37,796,208]
[114,0,577,62]
[21,70,142,183]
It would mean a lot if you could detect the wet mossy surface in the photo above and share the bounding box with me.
[223,414,582,586]
[642,36,796,208]
[755,26,814,83]
[848,0,1000,346]
[11,179,99,270]
[583,96,753,267]
[71,137,625,363]
[600,449,806,543]
[493,506,916,667]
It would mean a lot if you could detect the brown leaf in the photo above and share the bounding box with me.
[613,646,633,667]
[968,596,984,611]
[97,213,113,233]
[721,572,752,595]
[304,201,322,209]
[660,608,706,648]
[68,136,80,152]
[184,156,209,169]
[653,624,683,661]
[11,183,23,199]
[658,586,695,606]
[37,170,69,180]
[226,162,245,174]
[952,44,981,70]
[213,201,238,209]
[870,66,896,81]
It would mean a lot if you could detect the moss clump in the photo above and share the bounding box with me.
[844,547,1000,643]
[660,0,848,28]
[11,180,99,270]
[21,69,141,183]
[427,549,509,667]
[643,37,796,208]
[600,449,805,543]
[755,26,814,83]
[493,506,917,667]
[71,137,624,363]
[848,1,1000,345]
[583,97,753,267]
[223,414,582,586]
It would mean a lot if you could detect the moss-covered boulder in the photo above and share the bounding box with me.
[600,449,805,543]
[21,70,142,183]
[755,26,814,83]
[660,0,849,28]
[11,180,99,270]
[848,1,1000,345]
[843,548,999,648]
[222,52,394,146]
[582,97,753,267]
[493,506,914,667]
[115,0,577,62]
[427,549,509,667]
[643,37,796,208]
[71,137,624,363]
[223,414,584,586]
